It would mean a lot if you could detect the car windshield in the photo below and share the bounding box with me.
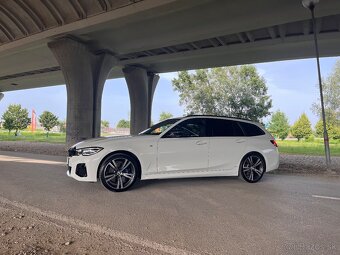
[139,118,181,135]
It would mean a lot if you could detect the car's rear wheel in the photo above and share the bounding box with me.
[240,153,265,183]
[99,153,139,192]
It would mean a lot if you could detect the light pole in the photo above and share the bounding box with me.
[302,0,331,166]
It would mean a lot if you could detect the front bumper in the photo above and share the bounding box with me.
[67,152,104,182]
[66,166,71,177]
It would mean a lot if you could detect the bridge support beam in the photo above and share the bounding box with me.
[48,37,116,146]
[123,67,159,135]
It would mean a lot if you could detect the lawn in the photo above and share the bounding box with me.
[0,129,339,156]
[277,139,340,157]
[0,130,66,143]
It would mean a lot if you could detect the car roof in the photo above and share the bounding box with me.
[182,115,255,123]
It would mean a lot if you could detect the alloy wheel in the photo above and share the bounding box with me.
[241,155,265,183]
[102,156,136,191]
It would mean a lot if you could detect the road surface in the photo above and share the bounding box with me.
[0,151,339,254]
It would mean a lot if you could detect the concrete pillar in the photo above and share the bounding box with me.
[48,37,116,146]
[123,67,159,135]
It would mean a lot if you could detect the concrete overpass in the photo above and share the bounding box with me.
[0,0,340,145]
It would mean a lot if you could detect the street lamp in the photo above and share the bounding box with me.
[302,0,331,166]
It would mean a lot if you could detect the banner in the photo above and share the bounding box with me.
[31,109,37,132]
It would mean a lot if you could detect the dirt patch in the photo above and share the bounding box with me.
[0,202,166,255]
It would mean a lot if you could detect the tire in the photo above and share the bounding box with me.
[239,153,266,183]
[99,153,140,192]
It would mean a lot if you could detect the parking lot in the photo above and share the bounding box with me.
[0,151,339,254]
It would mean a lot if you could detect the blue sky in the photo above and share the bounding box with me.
[0,56,339,127]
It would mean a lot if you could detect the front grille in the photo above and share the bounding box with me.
[68,147,76,157]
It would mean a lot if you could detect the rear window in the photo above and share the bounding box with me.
[208,119,244,137]
[238,122,265,136]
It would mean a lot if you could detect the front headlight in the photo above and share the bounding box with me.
[76,147,103,156]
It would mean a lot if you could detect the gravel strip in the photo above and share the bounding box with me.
[274,154,340,175]
[1,141,339,175]
[0,141,67,156]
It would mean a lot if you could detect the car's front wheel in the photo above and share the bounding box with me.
[240,153,265,183]
[99,153,140,192]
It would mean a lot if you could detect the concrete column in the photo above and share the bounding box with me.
[48,37,116,146]
[123,67,159,135]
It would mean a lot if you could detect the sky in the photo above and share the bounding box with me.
[0,56,339,127]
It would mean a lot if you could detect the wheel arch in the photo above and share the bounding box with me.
[97,150,142,180]
[238,151,267,175]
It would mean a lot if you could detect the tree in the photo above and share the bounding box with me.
[101,120,110,129]
[172,66,272,122]
[2,113,14,134]
[267,110,290,140]
[333,126,340,140]
[291,113,312,141]
[159,112,173,122]
[312,60,340,125]
[116,119,130,128]
[58,120,66,133]
[39,111,59,137]
[1,104,31,136]
[315,117,340,140]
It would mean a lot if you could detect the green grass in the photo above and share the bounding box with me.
[0,129,339,156]
[277,140,340,157]
[0,129,66,143]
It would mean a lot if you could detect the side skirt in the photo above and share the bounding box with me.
[141,169,238,180]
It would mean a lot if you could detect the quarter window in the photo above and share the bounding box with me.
[163,118,207,138]
[208,119,244,137]
[238,122,265,136]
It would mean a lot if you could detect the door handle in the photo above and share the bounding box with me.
[236,139,246,143]
[196,140,207,145]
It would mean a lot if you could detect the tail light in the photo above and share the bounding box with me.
[270,140,278,147]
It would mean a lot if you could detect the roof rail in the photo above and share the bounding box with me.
[184,114,253,122]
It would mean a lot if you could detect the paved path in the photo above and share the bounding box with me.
[0,151,339,254]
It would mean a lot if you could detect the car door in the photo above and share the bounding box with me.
[157,118,209,174]
[208,118,246,174]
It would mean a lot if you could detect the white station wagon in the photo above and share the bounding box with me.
[67,116,279,192]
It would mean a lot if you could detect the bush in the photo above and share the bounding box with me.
[305,135,315,142]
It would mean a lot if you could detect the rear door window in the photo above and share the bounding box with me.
[238,122,265,136]
[208,119,244,137]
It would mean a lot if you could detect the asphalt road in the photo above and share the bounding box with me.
[0,151,339,255]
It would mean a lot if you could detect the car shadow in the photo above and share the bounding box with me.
[131,174,273,191]
[131,176,240,190]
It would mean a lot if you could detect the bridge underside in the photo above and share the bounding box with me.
[0,0,339,145]
[0,0,340,91]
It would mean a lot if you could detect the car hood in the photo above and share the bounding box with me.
[72,135,155,148]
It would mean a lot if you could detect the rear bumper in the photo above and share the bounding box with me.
[265,148,280,172]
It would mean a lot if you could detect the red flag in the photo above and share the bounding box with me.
[31,109,36,132]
